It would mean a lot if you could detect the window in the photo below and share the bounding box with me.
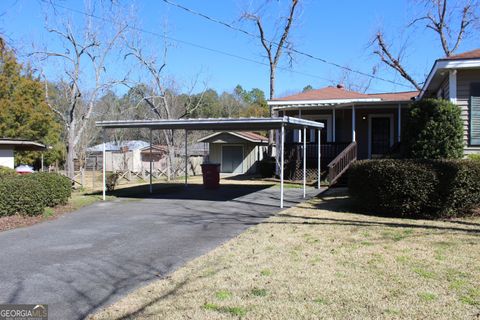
[470,83,480,146]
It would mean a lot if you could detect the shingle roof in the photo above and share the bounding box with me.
[274,86,370,101]
[234,131,268,142]
[274,86,418,102]
[367,91,418,101]
[441,48,480,60]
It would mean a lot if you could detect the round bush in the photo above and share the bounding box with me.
[403,99,464,159]
[348,159,480,219]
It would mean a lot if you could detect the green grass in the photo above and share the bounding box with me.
[43,207,55,218]
[215,290,232,300]
[260,269,272,276]
[251,288,267,297]
[202,303,247,317]
[418,292,437,302]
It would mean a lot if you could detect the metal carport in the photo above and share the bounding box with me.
[96,116,324,208]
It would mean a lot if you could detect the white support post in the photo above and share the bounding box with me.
[332,108,336,142]
[352,105,356,142]
[102,130,106,201]
[185,130,188,187]
[303,127,306,199]
[149,129,153,194]
[397,104,401,143]
[317,129,321,189]
[280,124,285,208]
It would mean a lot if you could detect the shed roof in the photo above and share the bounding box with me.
[198,131,268,144]
[96,117,324,131]
[0,138,47,151]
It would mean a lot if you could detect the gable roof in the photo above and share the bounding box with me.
[0,138,47,151]
[419,48,480,99]
[441,48,480,60]
[198,131,268,144]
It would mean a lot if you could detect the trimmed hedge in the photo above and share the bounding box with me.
[0,176,45,216]
[26,173,72,207]
[0,173,72,217]
[348,159,480,219]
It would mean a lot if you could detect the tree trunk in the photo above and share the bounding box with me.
[66,125,76,179]
[268,67,276,157]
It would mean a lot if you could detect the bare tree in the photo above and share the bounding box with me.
[124,37,206,180]
[34,13,128,178]
[242,0,300,155]
[373,0,478,90]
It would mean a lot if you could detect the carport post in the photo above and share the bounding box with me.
[317,130,321,189]
[102,130,106,201]
[280,124,285,208]
[185,130,188,186]
[149,129,153,194]
[303,127,306,198]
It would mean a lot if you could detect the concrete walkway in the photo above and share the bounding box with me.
[0,184,321,320]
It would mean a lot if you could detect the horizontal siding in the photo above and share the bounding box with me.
[457,70,480,150]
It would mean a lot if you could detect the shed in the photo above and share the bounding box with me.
[198,132,268,174]
[0,138,47,169]
[86,140,149,172]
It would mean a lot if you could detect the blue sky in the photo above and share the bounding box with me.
[1,0,478,97]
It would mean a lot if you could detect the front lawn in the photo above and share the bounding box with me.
[90,188,480,320]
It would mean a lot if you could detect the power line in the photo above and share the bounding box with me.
[161,0,414,89]
[43,1,341,84]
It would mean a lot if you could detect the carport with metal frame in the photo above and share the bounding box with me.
[96,117,324,208]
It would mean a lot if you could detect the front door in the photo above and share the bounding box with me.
[222,146,243,173]
[370,117,391,158]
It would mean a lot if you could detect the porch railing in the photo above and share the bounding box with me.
[285,142,350,167]
[327,141,357,184]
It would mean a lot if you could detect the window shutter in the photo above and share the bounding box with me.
[470,96,480,146]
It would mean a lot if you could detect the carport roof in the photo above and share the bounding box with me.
[96,116,324,131]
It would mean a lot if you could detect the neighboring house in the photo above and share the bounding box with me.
[267,48,480,182]
[86,140,149,172]
[0,138,47,169]
[198,132,268,174]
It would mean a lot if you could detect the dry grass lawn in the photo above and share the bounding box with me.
[90,188,480,320]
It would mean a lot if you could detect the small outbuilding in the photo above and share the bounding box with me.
[0,138,47,169]
[198,132,268,174]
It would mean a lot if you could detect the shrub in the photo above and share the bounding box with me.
[26,172,72,207]
[403,99,464,159]
[467,154,480,162]
[259,157,275,178]
[0,172,72,217]
[0,176,45,216]
[348,159,480,219]
[0,166,17,179]
[106,172,120,191]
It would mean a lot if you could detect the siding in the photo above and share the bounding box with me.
[209,143,265,174]
[456,70,480,153]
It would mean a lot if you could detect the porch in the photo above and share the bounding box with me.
[278,103,408,183]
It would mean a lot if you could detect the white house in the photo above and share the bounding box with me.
[0,138,47,169]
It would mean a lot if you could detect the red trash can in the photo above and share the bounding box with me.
[201,163,220,189]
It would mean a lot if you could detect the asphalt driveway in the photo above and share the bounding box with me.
[0,183,320,320]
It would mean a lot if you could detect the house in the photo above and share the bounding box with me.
[0,138,47,169]
[267,48,480,182]
[198,132,268,174]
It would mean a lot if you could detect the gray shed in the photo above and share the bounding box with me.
[198,132,268,174]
